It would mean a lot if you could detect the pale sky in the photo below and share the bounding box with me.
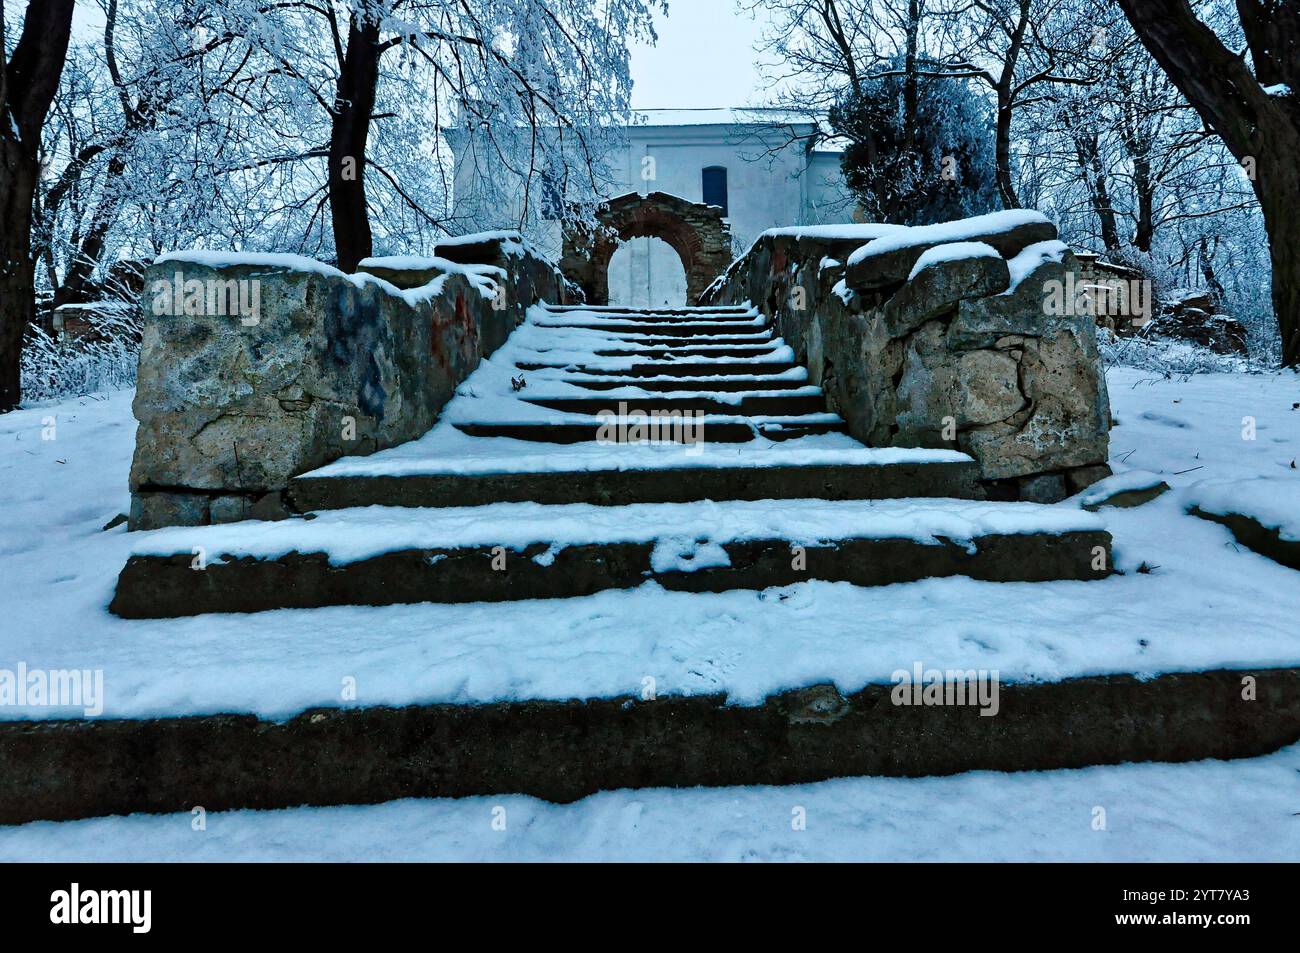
[628,1,771,109]
[64,0,772,111]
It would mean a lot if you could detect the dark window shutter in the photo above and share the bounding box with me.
[702,166,728,216]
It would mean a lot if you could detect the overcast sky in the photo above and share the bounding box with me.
[62,0,771,111]
[628,1,770,109]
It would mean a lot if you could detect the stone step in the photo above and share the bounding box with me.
[569,377,812,392]
[110,499,1112,619]
[537,305,760,319]
[544,304,754,316]
[523,394,829,416]
[590,345,785,359]
[289,458,986,510]
[7,667,1298,824]
[580,334,779,349]
[521,361,801,378]
[538,321,767,336]
[451,419,846,443]
[552,313,764,325]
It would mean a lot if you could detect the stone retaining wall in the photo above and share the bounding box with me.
[702,213,1113,500]
[129,235,565,530]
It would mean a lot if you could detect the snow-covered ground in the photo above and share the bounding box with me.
[3,369,1299,720]
[1,365,1297,859]
[2,744,1298,862]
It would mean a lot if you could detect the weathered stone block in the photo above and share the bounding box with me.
[702,212,1111,494]
[1066,464,1115,496]
[129,239,563,529]
[209,495,253,524]
[880,253,1011,339]
[130,491,210,529]
[954,349,1025,426]
[846,218,1058,291]
[1018,473,1069,504]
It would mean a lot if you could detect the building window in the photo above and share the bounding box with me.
[702,166,728,215]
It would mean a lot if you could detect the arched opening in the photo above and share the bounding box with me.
[607,236,689,308]
[559,192,733,306]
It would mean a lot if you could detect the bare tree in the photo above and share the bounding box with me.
[1116,0,1300,366]
[236,0,662,270]
[0,0,76,412]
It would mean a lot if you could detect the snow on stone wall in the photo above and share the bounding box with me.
[129,236,566,529]
[702,214,1113,500]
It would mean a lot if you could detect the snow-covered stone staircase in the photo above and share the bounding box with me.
[110,303,1111,618]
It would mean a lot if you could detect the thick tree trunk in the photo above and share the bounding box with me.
[0,145,39,412]
[1116,0,1300,365]
[328,17,382,272]
[1258,166,1300,363]
[0,0,76,412]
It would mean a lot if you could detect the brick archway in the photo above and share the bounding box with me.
[560,192,733,306]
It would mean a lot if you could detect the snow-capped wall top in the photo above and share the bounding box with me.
[1077,469,1168,509]
[435,229,523,247]
[435,230,529,258]
[1004,240,1070,293]
[846,210,1055,267]
[155,250,349,278]
[907,241,1002,281]
[760,223,906,243]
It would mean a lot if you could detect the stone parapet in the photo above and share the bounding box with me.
[702,213,1112,500]
[129,236,565,529]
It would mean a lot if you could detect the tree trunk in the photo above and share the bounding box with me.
[1259,167,1300,363]
[902,0,920,153]
[1198,236,1227,306]
[1131,154,1155,253]
[1074,131,1121,250]
[1116,0,1300,365]
[993,1,1031,210]
[0,144,40,412]
[0,0,77,412]
[328,16,382,272]
[993,98,1019,210]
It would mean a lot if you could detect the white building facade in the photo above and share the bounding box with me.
[450,108,855,306]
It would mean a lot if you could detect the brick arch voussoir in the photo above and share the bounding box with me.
[561,193,733,305]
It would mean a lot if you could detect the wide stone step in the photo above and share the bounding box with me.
[543,304,759,319]
[289,458,986,510]
[591,345,785,359]
[538,321,766,336]
[7,667,1298,823]
[590,333,777,348]
[523,394,828,416]
[523,361,800,378]
[569,376,810,392]
[111,499,1112,618]
[544,305,755,316]
[451,419,845,443]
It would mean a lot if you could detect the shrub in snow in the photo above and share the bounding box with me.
[20,309,141,404]
[1097,327,1260,377]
